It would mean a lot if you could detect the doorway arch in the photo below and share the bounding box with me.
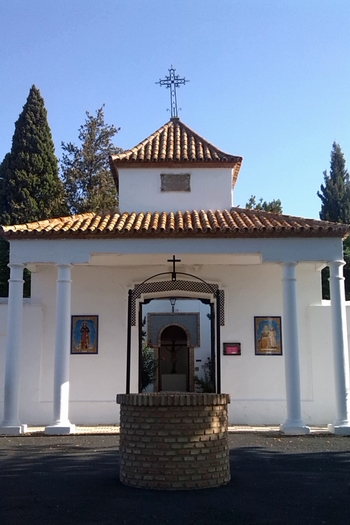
[158,325,190,392]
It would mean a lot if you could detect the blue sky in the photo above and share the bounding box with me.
[1,0,349,219]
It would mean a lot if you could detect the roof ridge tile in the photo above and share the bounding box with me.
[142,211,152,231]
[199,210,209,232]
[207,210,219,230]
[106,213,120,232]
[176,211,184,231]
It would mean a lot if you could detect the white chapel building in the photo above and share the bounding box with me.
[1,117,350,435]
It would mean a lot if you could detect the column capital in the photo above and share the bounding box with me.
[56,263,72,283]
[281,261,298,267]
[329,260,346,283]
[8,263,24,282]
[281,261,298,281]
[329,259,346,272]
[8,262,25,269]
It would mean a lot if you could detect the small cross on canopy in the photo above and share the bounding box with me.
[167,255,181,281]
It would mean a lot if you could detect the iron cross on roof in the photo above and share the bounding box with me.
[156,66,189,119]
[167,255,181,281]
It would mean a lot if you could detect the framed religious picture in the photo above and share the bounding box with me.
[254,316,282,356]
[71,315,99,354]
[223,343,241,356]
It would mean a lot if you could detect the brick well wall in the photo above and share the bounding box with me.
[116,393,230,490]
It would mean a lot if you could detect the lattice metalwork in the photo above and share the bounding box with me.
[218,290,225,326]
[131,279,224,326]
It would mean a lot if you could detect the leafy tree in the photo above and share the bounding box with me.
[141,343,158,392]
[0,85,66,296]
[245,195,283,214]
[195,357,214,393]
[0,85,66,225]
[60,106,121,214]
[140,318,158,391]
[318,142,350,299]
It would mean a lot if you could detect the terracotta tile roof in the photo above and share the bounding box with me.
[1,208,348,240]
[110,118,243,189]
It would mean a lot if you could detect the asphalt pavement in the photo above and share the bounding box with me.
[1,431,350,525]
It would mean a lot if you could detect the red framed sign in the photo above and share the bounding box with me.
[223,343,241,356]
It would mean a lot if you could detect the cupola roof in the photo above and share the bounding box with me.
[110,118,243,190]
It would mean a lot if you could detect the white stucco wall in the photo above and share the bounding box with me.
[0,259,348,427]
[29,265,129,424]
[118,167,233,212]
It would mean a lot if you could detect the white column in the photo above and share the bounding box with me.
[45,264,75,434]
[280,262,310,435]
[328,260,350,434]
[0,263,27,435]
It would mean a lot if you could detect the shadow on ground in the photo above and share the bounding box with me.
[0,433,350,525]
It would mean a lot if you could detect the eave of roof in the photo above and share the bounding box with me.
[1,208,348,241]
[109,118,243,190]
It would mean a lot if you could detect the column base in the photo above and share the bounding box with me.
[45,423,76,435]
[0,424,28,435]
[328,423,350,435]
[280,421,310,435]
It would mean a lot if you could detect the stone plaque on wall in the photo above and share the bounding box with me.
[160,173,191,192]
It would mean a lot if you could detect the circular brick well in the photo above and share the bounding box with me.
[116,393,231,490]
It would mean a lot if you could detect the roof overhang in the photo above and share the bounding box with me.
[1,208,348,241]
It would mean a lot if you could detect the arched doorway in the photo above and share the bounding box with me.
[159,325,189,392]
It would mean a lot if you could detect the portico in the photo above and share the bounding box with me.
[1,117,350,434]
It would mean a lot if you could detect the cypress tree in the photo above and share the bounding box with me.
[318,142,350,223]
[0,85,66,225]
[0,85,66,296]
[318,142,350,299]
[60,105,121,214]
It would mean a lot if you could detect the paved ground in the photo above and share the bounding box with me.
[1,430,350,525]
[25,424,330,434]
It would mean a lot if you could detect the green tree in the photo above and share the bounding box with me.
[318,142,350,223]
[141,343,158,392]
[0,85,66,225]
[318,142,350,299]
[0,85,65,296]
[245,195,283,214]
[60,106,121,214]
